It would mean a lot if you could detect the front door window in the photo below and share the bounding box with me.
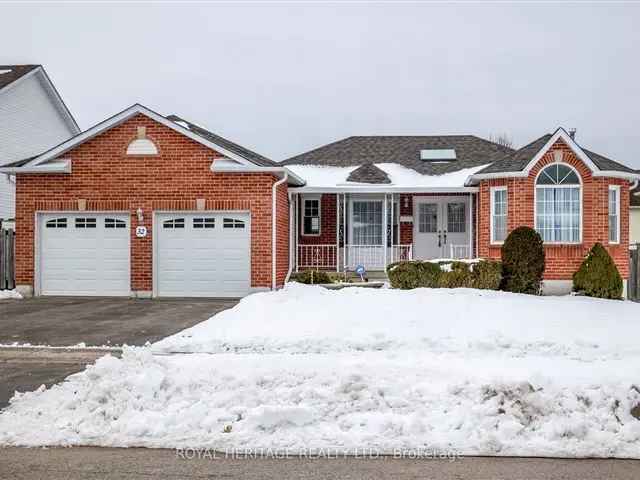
[414,197,470,259]
[352,200,383,245]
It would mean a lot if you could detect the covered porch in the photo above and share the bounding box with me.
[291,192,476,272]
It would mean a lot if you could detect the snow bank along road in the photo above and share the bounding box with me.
[1,284,640,458]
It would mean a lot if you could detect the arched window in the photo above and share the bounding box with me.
[126,138,158,155]
[535,163,581,243]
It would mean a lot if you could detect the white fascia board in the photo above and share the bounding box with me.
[0,159,71,174]
[25,104,257,168]
[523,127,599,174]
[290,186,478,193]
[37,67,81,134]
[466,168,640,186]
[211,163,306,186]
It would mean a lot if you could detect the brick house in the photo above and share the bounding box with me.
[283,129,639,294]
[0,104,304,297]
[2,105,637,297]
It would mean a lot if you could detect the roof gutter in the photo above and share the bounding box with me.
[0,160,71,174]
[291,186,478,193]
[210,163,306,186]
[466,170,640,186]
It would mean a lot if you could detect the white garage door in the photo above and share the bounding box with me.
[39,213,130,296]
[156,212,251,297]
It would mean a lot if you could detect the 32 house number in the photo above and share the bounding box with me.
[135,226,147,238]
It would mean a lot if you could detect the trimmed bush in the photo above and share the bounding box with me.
[290,270,333,284]
[501,226,545,294]
[387,261,442,289]
[388,259,502,291]
[573,243,623,299]
[440,262,473,289]
[471,260,502,290]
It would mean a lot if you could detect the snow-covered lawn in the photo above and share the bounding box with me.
[1,284,640,457]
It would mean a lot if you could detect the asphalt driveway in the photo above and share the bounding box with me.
[0,296,238,408]
[0,296,238,347]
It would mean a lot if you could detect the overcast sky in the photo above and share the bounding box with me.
[2,2,639,167]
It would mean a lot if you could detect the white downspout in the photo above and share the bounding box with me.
[272,172,288,290]
[285,191,294,284]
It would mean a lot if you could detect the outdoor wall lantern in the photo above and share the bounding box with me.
[136,208,144,223]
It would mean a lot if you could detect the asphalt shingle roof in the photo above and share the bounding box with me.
[166,115,277,167]
[347,163,391,184]
[282,135,514,175]
[477,133,636,175]
[0,65,40,90]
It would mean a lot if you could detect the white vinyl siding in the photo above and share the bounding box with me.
[609,185,620,244]
[491,187,508,244]
[0,71,78,220]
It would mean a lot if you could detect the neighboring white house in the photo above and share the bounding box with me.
[0,65,79,223]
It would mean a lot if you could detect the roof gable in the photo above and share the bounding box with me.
[470,128,639,183]
[346,164,391,184]
[0,65,79,134]
[24,104,272,168]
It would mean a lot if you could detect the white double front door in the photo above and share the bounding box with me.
[413,196,470,259]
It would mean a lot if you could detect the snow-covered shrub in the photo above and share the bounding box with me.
[440,262,473,288]
[386,261,442,289]
[573,243,623,300]
[290,270,333,284]
[388,260,502,291]
[471,260,502,290]
[501,226,545,295]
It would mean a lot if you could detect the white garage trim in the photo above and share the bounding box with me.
[35,211,131,296]
[152,210,254,298]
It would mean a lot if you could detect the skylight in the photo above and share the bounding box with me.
[420,149,456,161]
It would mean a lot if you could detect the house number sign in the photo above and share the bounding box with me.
[135,226,148,238]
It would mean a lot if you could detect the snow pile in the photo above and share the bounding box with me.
[286,163,489,188]
[154,283,640,359]
[0,289,22,300]
[1,347,639,456]
[2,284,640,456]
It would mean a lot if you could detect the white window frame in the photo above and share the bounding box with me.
[301,195,321,236]
[609,185,620,245]
[490,186,508,245]
[534,163,583,245]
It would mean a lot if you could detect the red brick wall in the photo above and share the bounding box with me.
[15,113,289,293]
[297,194,337,245]
[477,139,630,279]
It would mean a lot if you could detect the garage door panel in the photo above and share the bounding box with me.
[156,212,250,297]
[39,213,130,296]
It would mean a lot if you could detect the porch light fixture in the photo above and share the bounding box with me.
[404,196,409,209]
[136,208,144,223]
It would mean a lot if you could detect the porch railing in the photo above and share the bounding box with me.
[449,244,471,259]
[296,244,413,271]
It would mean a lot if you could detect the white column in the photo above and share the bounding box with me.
[468,193,473,259]
[383,193,388,269]
[295,194,299,272]
[343,193,348,272]
[335,193,340,272]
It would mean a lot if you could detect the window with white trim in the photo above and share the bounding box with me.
[105,218,126,229]
[609,185,620,244]
[163,218,185,229]
[223,218,245,229]
[535,164,581,243]
[302,198,320,235]
[491,187,508,243]
[193,217,215,229]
